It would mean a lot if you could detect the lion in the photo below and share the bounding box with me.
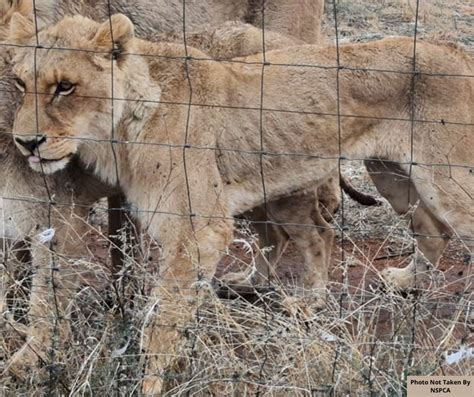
[1,0,363,380]
[0,46,122,379]
[28,0,344,288]
[4,2,372,323]
[2,0,357,338]
[1,0,332,279]
[31,0,325,43]
[9,14,472,394]
[179,21,470,291]
[159,21,382,293]
[1,1,131,377]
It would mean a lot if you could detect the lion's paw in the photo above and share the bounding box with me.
[6,338,44,379]
[381,265,416,290]
[218,270,256,287]
[282,290,326,319]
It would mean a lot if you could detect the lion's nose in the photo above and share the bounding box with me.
[15,135,46,153]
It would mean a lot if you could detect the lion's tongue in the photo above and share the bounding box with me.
[28,155,41,164]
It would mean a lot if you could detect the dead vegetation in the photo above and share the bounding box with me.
[2,218,471,395]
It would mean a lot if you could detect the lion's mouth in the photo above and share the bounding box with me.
[28,154,72,164]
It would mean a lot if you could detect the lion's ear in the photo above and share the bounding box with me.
[1,0,33,19]
[92,14,135,58]
[15,0,34,17]
[9,11,35,44]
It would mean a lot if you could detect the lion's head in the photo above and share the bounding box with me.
[10,13,136,174]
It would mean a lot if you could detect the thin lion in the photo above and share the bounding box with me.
[9,14,473,395]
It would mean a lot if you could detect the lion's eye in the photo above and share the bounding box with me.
[14,78,26,94]
[54,81,75,96]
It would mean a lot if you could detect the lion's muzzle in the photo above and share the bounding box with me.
[15,135,46,154]
[13,133,74,174]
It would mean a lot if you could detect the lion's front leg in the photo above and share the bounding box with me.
[142,213,233,395]
[7,203,93,378]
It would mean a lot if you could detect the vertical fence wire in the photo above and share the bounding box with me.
[330,1,346,392]
[105,0,121,189]
[180,0,202,390]
[255,2,272,396]
[31,0,62,393]
[405,0,421,390]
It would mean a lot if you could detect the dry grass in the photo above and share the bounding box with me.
[323,0,473,47]
[1,0,473,395]
[1,222,471,396]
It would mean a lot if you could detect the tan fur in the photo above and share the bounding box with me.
[0,1,32,40]
[1,0,336,379]
[160,22,341,297]
[2,0,333,276]
[247,0,325,43]
[3,0,332,295]
[1,0,329,266]
[4,0,334,299]
[365,160,454,287]
[9,15,473,393]
[31,0,324,42]
[0,13,119,380]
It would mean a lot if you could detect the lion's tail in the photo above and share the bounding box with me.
[340,176,381,207]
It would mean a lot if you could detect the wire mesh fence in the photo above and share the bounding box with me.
[0,0,472,395]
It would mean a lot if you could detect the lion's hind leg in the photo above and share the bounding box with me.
[221,176,339,309]
[265,189,335,313]
[219,205,289,287]
[366,160,452,289]
[142,215,233,395]
[381,200,452,289]
[381,161,473,289]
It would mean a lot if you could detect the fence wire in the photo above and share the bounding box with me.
[1,0,472,396]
